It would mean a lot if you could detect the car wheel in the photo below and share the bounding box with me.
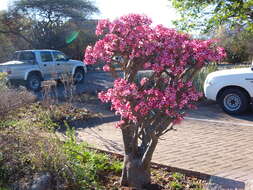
[218,88,249,114]
[74,69,84,83]
[26,74,42,91]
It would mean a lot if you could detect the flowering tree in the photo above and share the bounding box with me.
[84,14,225,188]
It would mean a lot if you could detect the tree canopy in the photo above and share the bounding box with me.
[14,0,98,22]
[215,25,253,63]
[0,0,98,61]
[171,0,253,33]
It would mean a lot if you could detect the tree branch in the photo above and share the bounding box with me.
[0,29,35,47]
[141,132,158,168]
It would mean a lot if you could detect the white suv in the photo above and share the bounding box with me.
[0,50,87,91]
[204,67,253,114]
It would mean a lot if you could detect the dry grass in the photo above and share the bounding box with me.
[60,73,76,103]
[0,73,36,118]
[0,127,69,189]
[0,88,36,118]
[0,104,121,189]
[40,73,76,108]
[41,80,58,106]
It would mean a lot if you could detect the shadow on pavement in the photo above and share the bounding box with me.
[188,102,253,123]
[75,115,119,129]
[229,110,253,122]
[81,127,123,153]
[208,175,245,190]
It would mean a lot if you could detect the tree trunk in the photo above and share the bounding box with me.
[120,153,151,189]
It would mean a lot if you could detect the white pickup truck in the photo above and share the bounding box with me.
[204,67,253,114]
[0,50,87,91]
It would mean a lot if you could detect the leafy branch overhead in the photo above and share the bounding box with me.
[171,0,253,33]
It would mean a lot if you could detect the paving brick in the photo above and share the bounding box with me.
[77,115,253,186]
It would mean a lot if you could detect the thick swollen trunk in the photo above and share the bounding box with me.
[120,127,151,188]
[120,125,158,188]
[120,154,151,189]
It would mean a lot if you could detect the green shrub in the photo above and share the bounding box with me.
[193,64,218,93]
[0,187,10,190]
[170,181,183,190]
[0,115,122,189]
[172,172,184,181]
[0,73,8,90]
[63,127,122,189]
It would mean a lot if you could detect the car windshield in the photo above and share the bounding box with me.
[53,51,67,61]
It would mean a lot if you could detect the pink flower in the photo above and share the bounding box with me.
[96,19,110,36]
[103,64,111,72]
[143,62,151,69]
[140,77,149,86]
[116,120,125,128]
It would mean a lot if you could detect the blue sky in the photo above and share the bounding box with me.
[0,0,178,27]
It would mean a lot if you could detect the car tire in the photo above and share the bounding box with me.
[218,88,249,114]
[74,68,84,84]
[26,74,42,91]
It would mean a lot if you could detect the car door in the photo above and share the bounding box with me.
[52,51,70,78]
[11,51,36,79]
[39,51,56,80]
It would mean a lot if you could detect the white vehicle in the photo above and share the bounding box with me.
[0,50,87,91]
[204,67,253,114]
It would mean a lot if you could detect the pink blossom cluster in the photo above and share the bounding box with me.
[85,14,226,128]
[99,78,202,126]
[98,78,139,122]
[85,14,225,75]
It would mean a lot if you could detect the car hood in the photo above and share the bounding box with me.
[69,59,86,65]
[208,67,253,78]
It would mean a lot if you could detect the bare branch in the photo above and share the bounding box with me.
[141,132,158,168]
[179,66,193,79]
[0,29,35,47]
[158,122,175,136]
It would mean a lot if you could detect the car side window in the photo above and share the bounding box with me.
[53,52,67,61]
[19,52,35,61]
[13,52,19,60]
[40,52,53,62]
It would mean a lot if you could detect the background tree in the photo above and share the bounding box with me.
[0,10,30,62]
[171,0,253,33]
[0,0,98,62]
[170,0,253,63]
[62,20,98,60]
[84,14,225,188]
[215,25,253,63]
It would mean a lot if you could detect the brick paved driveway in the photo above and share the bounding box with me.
[75,103,253,189]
